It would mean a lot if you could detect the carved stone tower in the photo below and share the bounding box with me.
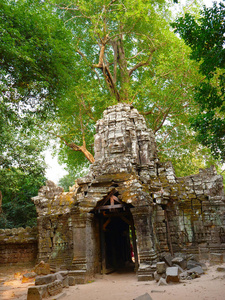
[33,103,225,282]
[73,103,160,281]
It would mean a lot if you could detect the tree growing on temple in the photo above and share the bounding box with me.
[1,0,220,179]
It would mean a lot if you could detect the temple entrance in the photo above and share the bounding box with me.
[91,189,138,274]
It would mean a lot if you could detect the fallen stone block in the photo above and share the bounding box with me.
[166,267,179,283]
[173,264,184,274]
[57,271,69,277]
[158,277,168,286]
[34,261,50,275]
[47,279,63,296]
[68,276,76,286]
[134,292,153,300]
[187,260,201,270]
[27,285,48,300]
[156,262,166,274]
[180,271,188,280]
[188,266,204,275]
[154,271,161,282]
[35,274,56,286]
[56,273,63,282]
[172,257,187,270]
[62,276,69,288]
[22,272,37,283]
[161,253,173,267]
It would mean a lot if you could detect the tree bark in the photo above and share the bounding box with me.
[68,142,95,163]
[117,37,130,101]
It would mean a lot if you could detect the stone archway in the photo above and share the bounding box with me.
[91,190,138,274]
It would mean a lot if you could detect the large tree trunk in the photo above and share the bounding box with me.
[117,37,130,102]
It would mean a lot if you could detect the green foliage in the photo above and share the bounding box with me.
[1,0,222,180]
[51,0,210,173]
[0,82,47,229]
[173,1,225,160]
[0,167,46,228]
[0,0,77,119]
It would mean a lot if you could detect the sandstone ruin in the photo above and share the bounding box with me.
[31,103,225,282]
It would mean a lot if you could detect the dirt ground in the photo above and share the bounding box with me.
[0,262,225,300]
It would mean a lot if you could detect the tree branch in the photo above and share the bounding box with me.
[37,125,95,163]
[154,105,173,134]
[128,49,155,76]
[140,104,156,116]
[159,141,190,152]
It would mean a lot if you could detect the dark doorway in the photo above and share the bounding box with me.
[104,216,132,270]
[91,189,138,274]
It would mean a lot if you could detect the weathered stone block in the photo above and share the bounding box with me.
[22,272,37,283]
[47,280,63,296]
[34,261,50,275]
[187,260,201,270]
[62,276,69,288]
[161,253,173,267]
[154,271,161,282]
[156,262,166,274]
[188,266,204,275]
[158,277,168,286]
[27,285,48,300]
[172,257,187,270]
[35,274,56,286]
[68,276,76,286]
[166,267,179,283]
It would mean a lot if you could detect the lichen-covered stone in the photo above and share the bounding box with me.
[0,227,38,264]
[31,103,225,283]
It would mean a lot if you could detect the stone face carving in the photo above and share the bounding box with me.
[92,103,158,177]
[33,103,225,282]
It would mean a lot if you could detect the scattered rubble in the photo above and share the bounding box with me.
[34,261,51,276]
[27,271,72,300]
[152,256,214,284]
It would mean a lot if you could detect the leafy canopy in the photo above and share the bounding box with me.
[50,0,211,175]
[0,167,46,228]
[0,0,77,119]
[173,1,225,160]
[1,0,221,181]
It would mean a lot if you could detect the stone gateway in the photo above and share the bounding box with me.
[32,104,225,282]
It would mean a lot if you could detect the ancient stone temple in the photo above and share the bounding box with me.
[33,103,225,282]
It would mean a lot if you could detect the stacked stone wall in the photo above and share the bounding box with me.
[32,181,77,269]
[0,227,38,264]
[154,165,225,258]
